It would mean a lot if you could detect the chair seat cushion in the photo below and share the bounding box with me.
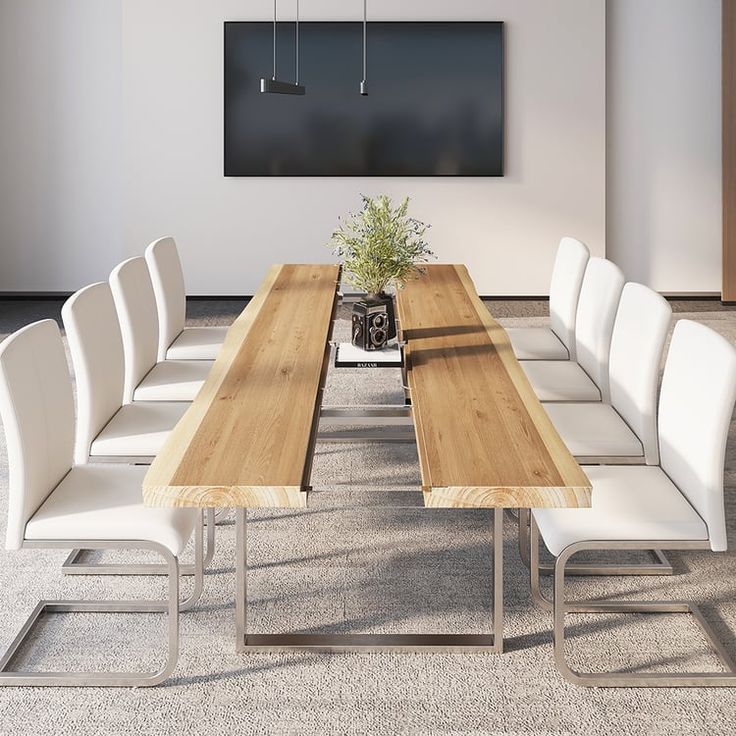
[133,360,212,402]
[165,326,228,361]
[506,327,569,361]
[543,403,643,459]
[90,402,189,458]
[521,361,601,402]
[532,465,708,557]
[24,465,198,555]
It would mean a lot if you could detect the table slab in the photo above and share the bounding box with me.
[143,264,340,509]
[396,264,592,509]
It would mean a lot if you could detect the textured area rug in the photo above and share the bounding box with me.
[0,301,734,735]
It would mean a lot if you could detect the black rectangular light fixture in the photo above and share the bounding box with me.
[261,0,305,95]
[260,78,306,95]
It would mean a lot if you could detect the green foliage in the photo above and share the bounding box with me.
[329,194,434,295]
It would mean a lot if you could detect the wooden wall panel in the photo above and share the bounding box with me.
[724,0,736,301]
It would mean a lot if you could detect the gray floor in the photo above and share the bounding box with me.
[0,298,735,735]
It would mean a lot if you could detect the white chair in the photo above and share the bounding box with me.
[521,258,625,402]
[0,320,203,686]
[63,282,189,464]
[529,320,736,687]
[110,257,213,403]
[146,237,228,361]
[543,283,672,464]
[506,237,590,361]
[61,282,216,577]
[519,284,674,577]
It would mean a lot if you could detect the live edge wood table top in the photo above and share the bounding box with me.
[143,264,340,509]
[143,262,591,511]
[396,264,591,510]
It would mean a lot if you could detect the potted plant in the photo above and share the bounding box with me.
[329,194,433,350]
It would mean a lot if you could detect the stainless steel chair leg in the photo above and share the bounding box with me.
[528,514,553,612]
[541,522,736,687]
[180,513,205,612]
[61,508,215,577]
[518,507,673,577]
[0,539,183,687]
[518,508,532,568]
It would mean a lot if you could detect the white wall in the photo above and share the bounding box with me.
[606,0,722,293]
[121,0,606,295]
[0,0,607,296]
[9,1,721,296]
[0,0,124,292]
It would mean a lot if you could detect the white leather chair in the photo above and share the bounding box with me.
[543,283,672,464]
[518,284,673,577]
[61,282,215,577]
[529,320,736,687]
[110,257,213,403]
[146,237,228,361]
[63,282,189,464]
[506,237,590,361]
[0,320,203,686]
[521,258,625,402]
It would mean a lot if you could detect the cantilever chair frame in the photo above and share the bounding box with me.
[517,507,673,576]
[62,505,216,577]
[0,516,204,687]
[527,517,736,687]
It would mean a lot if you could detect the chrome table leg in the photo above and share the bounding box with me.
[235,508,504,653]
[235,507,247,654]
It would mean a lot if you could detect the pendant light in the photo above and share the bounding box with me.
[359,0,368,95]
[261,0,305,95]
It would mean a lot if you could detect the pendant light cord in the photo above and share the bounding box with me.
[296,0,300,84]
[272,0,277,79]
[362,0,367,83]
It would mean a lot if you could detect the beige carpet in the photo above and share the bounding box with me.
[0,300,734,735]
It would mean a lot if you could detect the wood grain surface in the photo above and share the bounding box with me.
[396,264,591,509]
[143,264,340,508]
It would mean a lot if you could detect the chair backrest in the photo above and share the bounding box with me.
[574,258,625,402]
[549,237,590,359]
[109,257,160,403]
[62,283,126,464]
[658,320,736,552]
[0,321,75,550]
[608,283,672,465]
[145,237,187,362]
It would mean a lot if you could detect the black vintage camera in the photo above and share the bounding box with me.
[352,298,396,351]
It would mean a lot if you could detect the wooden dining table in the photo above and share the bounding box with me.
[143,263,592,653]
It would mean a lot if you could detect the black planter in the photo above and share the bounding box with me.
[351,292,397,351]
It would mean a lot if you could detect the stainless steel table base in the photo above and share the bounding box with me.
[317,406,415,443]
[236,399,504,653]
[316,431,415,443]
[235,507,504,654]
[242,634,498,652]
[319,405,412,424]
